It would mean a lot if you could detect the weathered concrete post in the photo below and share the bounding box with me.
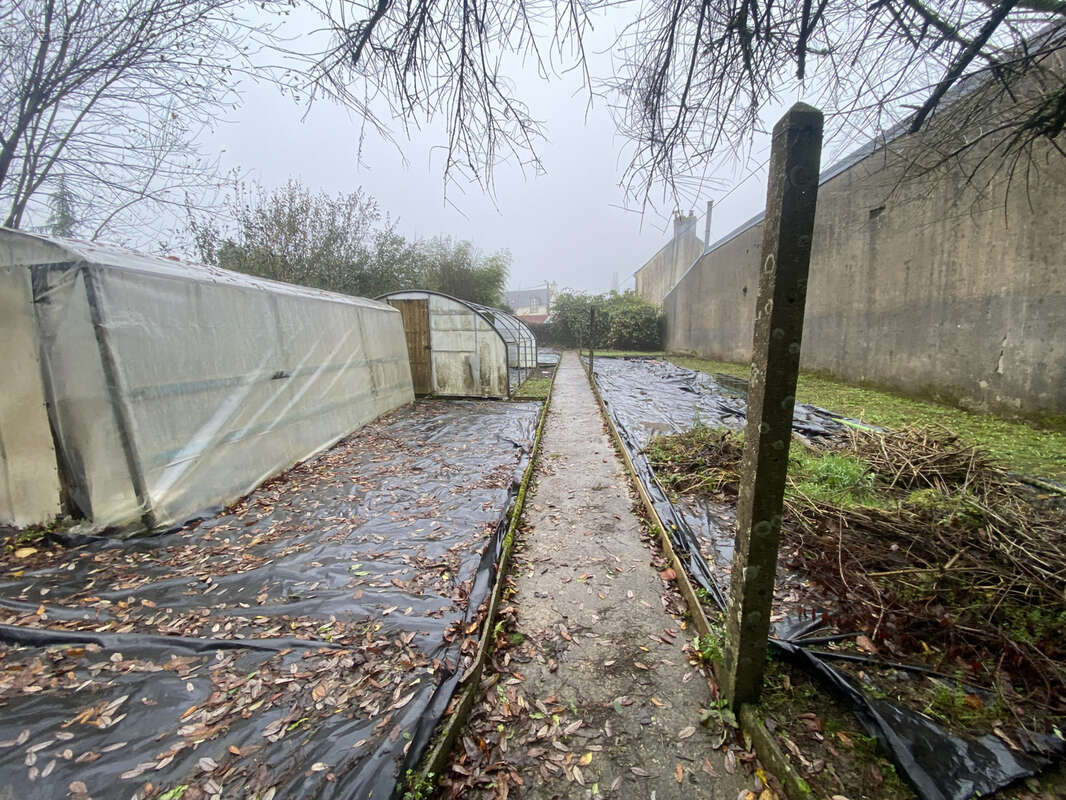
[588,307,595,373]
[721,103,824,709]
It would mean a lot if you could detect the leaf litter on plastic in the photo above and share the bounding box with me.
[0,399,540,799]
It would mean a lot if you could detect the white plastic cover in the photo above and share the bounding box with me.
[0,228,414,533]
[0,264,62,527]
[471,303,538,375]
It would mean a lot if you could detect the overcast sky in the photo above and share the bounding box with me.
[197,7,876,296]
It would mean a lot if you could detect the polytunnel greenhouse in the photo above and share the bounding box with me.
[379,290,536,398]
[468,301,538,389]
[0,228,414,533]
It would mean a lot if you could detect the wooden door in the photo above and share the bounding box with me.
[390,299,431,394]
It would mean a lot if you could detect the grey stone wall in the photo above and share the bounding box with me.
[664,122,1066,417]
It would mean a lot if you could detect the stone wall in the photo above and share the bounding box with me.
[664,88,1066,417]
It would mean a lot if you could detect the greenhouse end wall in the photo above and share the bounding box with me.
[0,229,414,533]
[383,291,510,399]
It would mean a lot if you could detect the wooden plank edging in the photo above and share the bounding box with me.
[408,362,556,790]
[582,356,814,800]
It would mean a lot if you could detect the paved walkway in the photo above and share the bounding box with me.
[442,352,758,799]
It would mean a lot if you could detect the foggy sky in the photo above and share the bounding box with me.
[200,13,784,296]
[196,5,888,296]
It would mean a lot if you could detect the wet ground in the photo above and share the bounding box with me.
[0,400,540,800]
[440,352,761,799]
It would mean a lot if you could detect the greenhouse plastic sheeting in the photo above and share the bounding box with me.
[0,265,61,527]
[0,399,541,799]
[588,357,1058,800]
[0,229,414,534]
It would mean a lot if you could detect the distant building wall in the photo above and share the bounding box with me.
[664,102,1066,417]
[505,282,556,322]
[634,213,704,306]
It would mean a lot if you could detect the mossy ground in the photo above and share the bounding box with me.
[591,350,1066,481]
[513,376,552,399]
[759,656,914,800]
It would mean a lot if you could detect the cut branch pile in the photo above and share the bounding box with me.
[647,424,1066,716]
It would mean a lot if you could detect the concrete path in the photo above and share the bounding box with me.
[441,353,761,799]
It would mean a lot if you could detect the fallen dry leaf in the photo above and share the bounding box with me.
[675,762,684,783]
[724,750,737,774]
[678,726,696,740]
[855,634,877,653]
[798,713,823,733]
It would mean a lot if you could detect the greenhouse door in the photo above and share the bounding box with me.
[392,299,432,394]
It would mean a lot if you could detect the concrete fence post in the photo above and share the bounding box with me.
[588,307,595,372]
[721,103,824,710]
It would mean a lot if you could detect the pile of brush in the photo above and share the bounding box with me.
[646,423,1066,715]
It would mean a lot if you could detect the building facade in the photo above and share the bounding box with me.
[505,282,556,324]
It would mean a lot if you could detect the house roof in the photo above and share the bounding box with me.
[505,286,551,308]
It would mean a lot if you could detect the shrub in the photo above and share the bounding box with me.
[537,289,663,349]
[607,301,663,350]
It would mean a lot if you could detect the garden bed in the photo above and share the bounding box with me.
[0,400,540,799]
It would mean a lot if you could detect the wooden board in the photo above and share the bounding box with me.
[389,299,431,394]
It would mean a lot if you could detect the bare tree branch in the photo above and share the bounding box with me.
[305,0,1065,205]
[0,0,289,241]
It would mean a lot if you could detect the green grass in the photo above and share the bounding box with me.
[513,376,551,399]
[594,350,1066,481]
[647,425,885,510]
[788,447,882,508]
[922,681,1004,732]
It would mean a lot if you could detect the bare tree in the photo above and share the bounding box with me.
[306,0,1066,200]
[0,0,283,241]
[188,178,423,297]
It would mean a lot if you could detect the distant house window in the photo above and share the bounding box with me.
[530,296,539,311]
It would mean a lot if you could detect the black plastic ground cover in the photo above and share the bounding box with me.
[0,399,540,800]
[588,357,1059,800]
